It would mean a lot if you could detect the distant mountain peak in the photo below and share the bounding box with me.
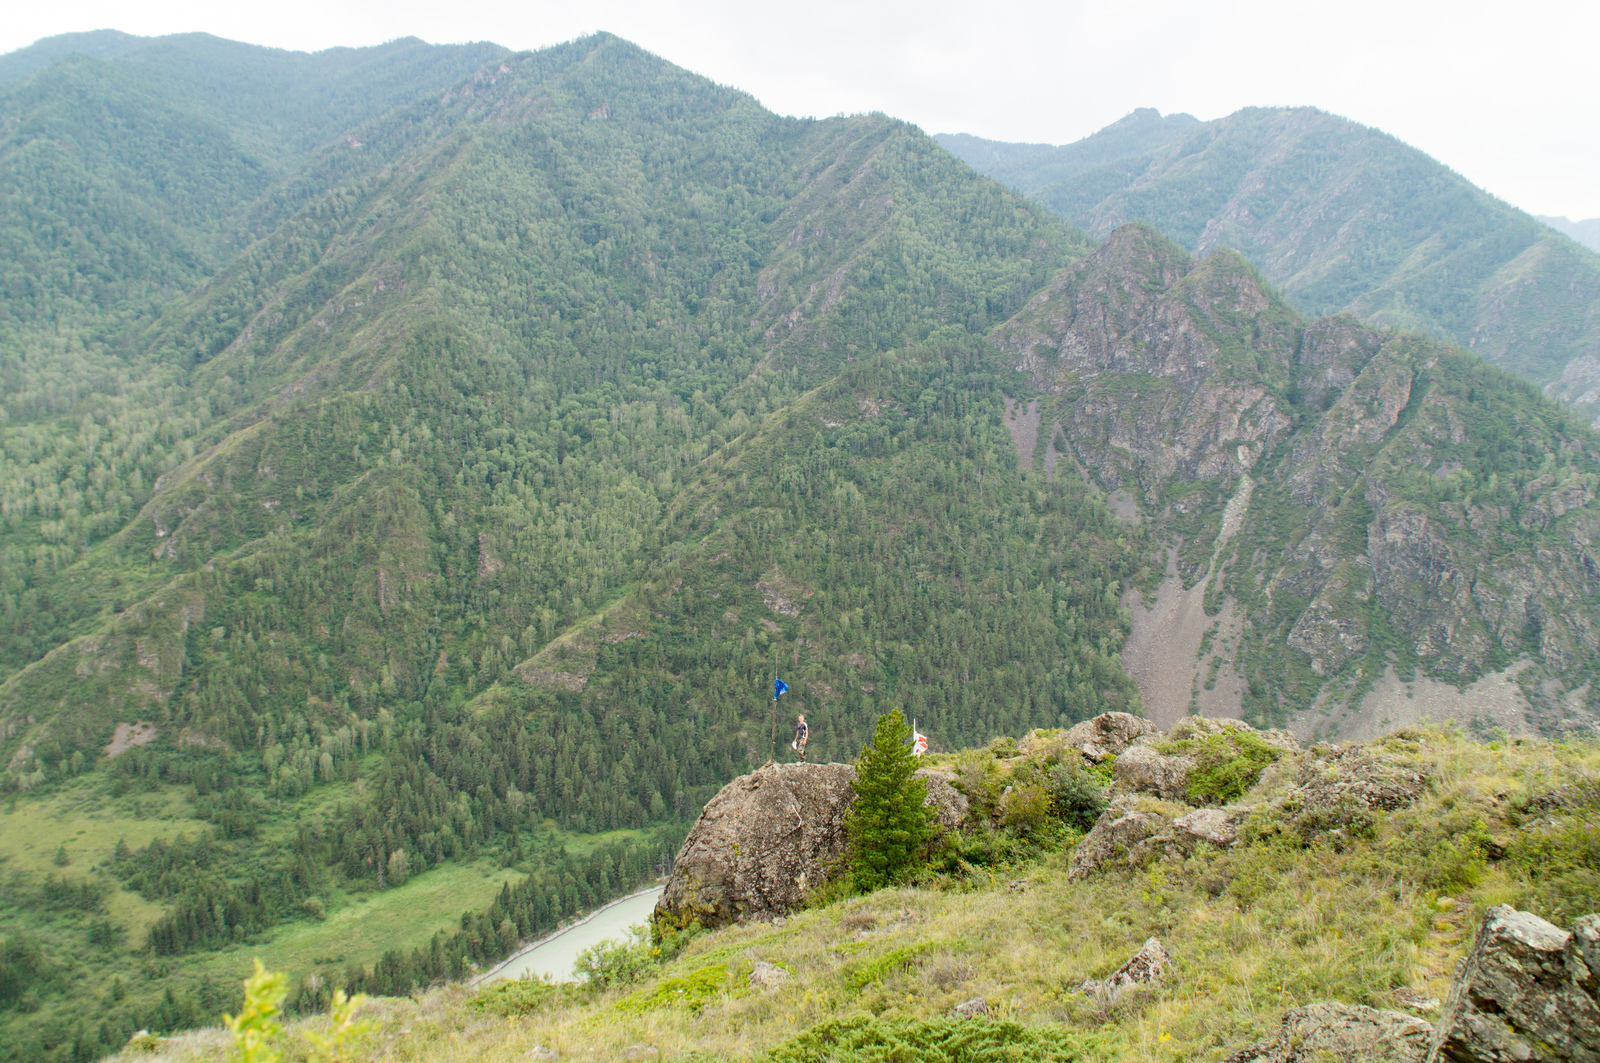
[944,106,1600,418]
[1538,214,1600,254]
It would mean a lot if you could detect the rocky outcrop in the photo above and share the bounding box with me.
[993,225,1298,494]
[1287,744,1429,812]
[1066,803,1169,881]
[1173,806,1249,847]
[1164,715,1300,753]
[1068,713,1436,877]
[1057,712,1159,762]
[1426,906,1600,1062]
[1079,937,1171,1005]
[1111,717,1299,805]
[655,761,968,928]
[1068,797,1253,879]
[1112,744,1194,801]
[1225,906,1600,1063]
[914,767,970,832]
[1225,1003,1433,1063]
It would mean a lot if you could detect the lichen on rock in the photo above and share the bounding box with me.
[1426,906,1600,1063]
[1224,1002,1433,1062]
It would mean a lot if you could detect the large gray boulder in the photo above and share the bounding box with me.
[1224,1003,1433,1062]
[656,762,855,928]
[1426,906,1600,1062]
[655,761,966,928]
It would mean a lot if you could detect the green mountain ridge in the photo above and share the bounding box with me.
[938,109,1600,420]
[0,30,1595,1063]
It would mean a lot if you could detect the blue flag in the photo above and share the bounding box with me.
[774,678,789,700]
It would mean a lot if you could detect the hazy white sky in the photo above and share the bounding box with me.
[5,0,1598,218]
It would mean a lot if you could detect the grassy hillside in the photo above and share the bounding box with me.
[938,109,1600,410]
[129,722,1600,1063]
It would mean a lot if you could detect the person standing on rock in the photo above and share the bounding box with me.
[792,714,808,761]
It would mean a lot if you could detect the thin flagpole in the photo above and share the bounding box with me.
[770,661,778,765]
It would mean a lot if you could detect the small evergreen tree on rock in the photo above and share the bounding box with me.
[845,710,934,890]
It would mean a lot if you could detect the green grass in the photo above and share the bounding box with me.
[247,860,525,980]
[0,775,204,937]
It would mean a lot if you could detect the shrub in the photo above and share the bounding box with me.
[1171,730,1283,804]
[574,921,705,990]
[614,963,731,1014]
[998,783,1052,834]
[764,1015,1110,1062]
[1047,762,1108,830]
[840,943,940,992]
[470,979,566,1017]
[574,927,660,990]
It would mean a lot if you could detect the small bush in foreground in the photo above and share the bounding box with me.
[615,963,733,1014]
[224,960,287,1063]
[764,1015,1112,1062]
[470,979,569,1017]
[304,988,373,1063]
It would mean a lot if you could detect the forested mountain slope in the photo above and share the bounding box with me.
[993,223,1600,737]
[938,110,1600,420]
[0,31,508,366]
[0,31,1095,1061]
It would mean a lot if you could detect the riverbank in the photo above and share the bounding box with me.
[470,884,665,986]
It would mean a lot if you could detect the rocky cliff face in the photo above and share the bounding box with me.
[994,224,1298,494]
[993,226,1600,738]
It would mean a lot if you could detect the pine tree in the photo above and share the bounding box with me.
[844,710,934,890]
